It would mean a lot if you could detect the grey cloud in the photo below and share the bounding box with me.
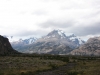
[12,30,36,37]
[15,30,48,37]
[39,20,75,28]
[83,9,100,19]
[91,10,100,17]
[15,19,100,38]
[71,22,100,36]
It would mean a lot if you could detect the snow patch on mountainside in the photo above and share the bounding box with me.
[69,36,84,45]
[11,37,37,45]
[23,37,37,44]
[65,32,85,45]
[10,29,85,54]
[77,38,84,44]
[65,33,75,37]
[57,29,65,36]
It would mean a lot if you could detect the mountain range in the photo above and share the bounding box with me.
[1,29,100,56]
[10,29,85,54]
[11,37,37,52]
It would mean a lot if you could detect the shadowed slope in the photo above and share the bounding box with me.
[0,35,20,55]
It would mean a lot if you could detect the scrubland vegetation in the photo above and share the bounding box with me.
[0,54,100,75]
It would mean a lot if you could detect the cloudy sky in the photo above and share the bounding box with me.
[0,0,100,41]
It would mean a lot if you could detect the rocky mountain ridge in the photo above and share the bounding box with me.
[11,37,37,52]
[70,37,100,56]
[24,30,85,54]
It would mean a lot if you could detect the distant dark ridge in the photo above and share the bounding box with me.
[0,35,20,55]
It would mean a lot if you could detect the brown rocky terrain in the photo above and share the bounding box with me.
[70,37,100,56]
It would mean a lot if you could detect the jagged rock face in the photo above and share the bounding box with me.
[25,41,73,55]
[10,29,85,54]
[25,30,83,54]
[26,30,74,54]
[35,30,85,48]
[0,35,19,55]
[67,34,85,47]
[70,37,100,56]
[47,30,67,39]
[36,30,75,48]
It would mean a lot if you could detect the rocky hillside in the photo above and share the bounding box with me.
[70,37,100,56]
[0,35,19,55]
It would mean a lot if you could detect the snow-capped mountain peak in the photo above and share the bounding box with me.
[65,33,75,37]
[11,37,37,45]
[45,29,67,39]
[10,29,85,54]
[23,37,37,44]
[40,29,85,47]
[57,30,66,38]
[68,35,85,45]
[56,29,65,35]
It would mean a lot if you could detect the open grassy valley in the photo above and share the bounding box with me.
[0,54,100,75]
[0,54,66,75]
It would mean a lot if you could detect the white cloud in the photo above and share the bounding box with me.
[0,0,100,40]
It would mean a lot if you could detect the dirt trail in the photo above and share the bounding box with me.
[35,63,76,75]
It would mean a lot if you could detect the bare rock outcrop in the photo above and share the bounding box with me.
[70,37,100,56]
[0,35,19,55]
